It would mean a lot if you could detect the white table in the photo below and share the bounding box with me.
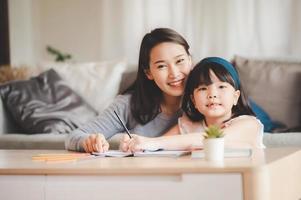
[0,148,300,200]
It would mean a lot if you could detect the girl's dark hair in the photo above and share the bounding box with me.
[126,28,190,124]
[182,59,254,122]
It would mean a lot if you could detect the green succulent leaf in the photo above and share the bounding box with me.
[204,125,224,139]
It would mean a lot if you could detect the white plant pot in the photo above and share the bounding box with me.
[204,138,224,161]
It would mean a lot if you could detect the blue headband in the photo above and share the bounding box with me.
[202,57,240,88]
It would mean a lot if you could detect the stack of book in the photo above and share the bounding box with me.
[191,148,252,158]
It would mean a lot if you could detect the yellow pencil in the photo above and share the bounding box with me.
[32,153,90,162]
[32,156,78,161]
[46,158,78,163]
[37,153,90,157]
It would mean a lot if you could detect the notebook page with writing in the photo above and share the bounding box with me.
[92,150,190,157]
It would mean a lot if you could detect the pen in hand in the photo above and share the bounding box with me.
[113,110,132,139]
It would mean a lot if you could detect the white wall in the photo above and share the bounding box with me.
[8,0,193,66]
[9,0,35,66]
[9,0,301,66]
[9,0,116,66]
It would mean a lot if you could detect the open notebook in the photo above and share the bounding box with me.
[92,150,190,158]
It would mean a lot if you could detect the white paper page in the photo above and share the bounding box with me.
[134,150,190,157]
[92,150,133,157]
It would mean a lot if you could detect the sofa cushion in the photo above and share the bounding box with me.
[263,132,301,147]
[0,133,122,150]
[233,56,301,130]
[39,60,127,112]
[0,133,67,149]
[0,69,97,134]
[0,96,23,134]
[0,66,41,134]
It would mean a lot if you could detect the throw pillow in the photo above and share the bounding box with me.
[233,56,301,131]
[0,69,97,134]
[39,60,127,112]
[249,99,279,132]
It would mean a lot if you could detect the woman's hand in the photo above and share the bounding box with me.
[119,134,158,152]
[119,134,132,152]
[82,133,109,153]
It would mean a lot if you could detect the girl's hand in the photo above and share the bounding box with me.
[82,133,109,153]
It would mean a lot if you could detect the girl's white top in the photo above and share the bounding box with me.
[178,114,265,149]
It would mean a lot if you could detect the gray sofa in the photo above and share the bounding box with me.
[0,56,300,149]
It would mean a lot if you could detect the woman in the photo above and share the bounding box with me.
[65,28,192,152]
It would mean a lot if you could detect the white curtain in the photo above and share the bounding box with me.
[9,0,301,65]
[97,0,301,64]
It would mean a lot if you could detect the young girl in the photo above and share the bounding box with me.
[120,57,264,152]
[65,28,192,152]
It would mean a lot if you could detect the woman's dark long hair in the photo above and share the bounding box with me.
[126,28,190,124]
[182,59,254,122]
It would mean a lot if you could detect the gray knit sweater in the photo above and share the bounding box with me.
[65,94,182,151]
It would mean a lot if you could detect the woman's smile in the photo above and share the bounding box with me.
[167,78,185,87]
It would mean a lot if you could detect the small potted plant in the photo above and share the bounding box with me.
[203,125,225,161]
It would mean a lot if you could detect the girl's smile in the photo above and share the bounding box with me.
[206,102,222,109]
